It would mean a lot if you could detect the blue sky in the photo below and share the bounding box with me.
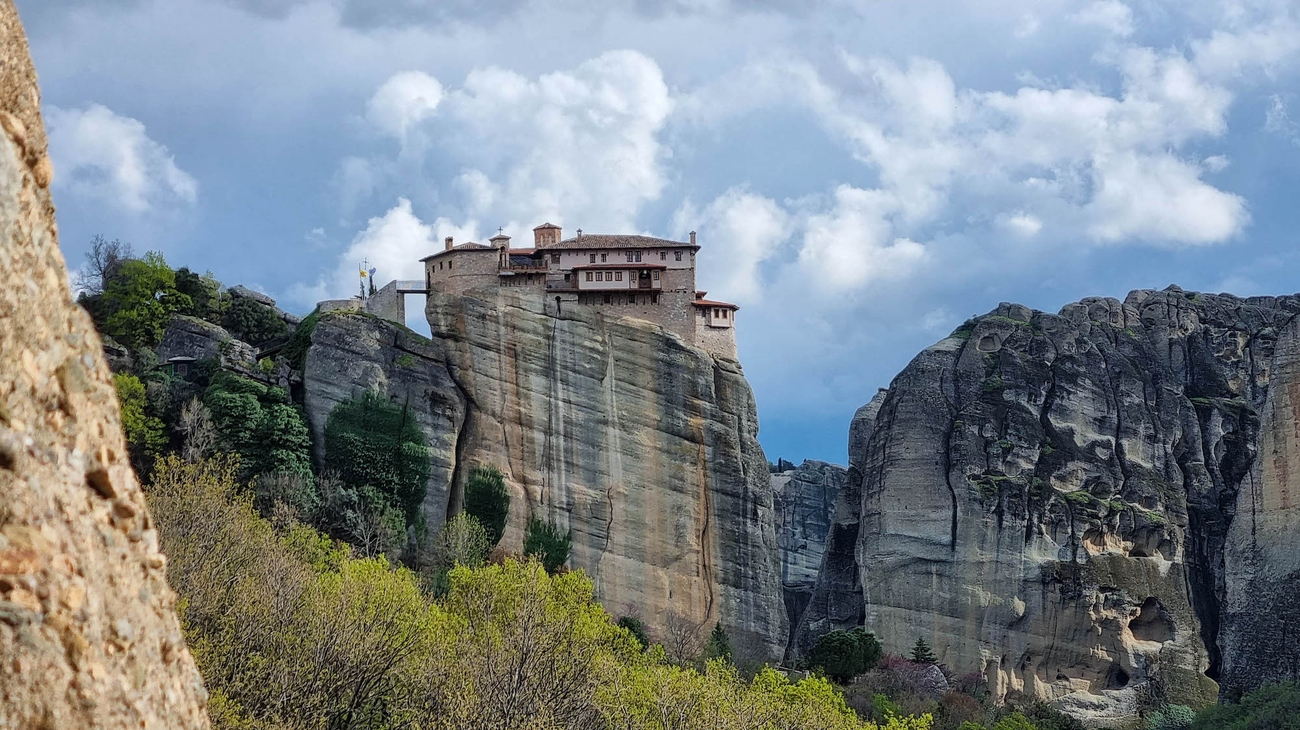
[19,0,1300,465]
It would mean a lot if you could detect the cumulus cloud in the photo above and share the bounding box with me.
[674,189,790,304]
[365,70,443,144]
[329,198,474,295]
[1070,0,1134,37]
[46,104,197,214]
[796,186,927,292]
[1085,151,1247,245]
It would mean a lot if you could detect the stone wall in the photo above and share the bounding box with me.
[365,279,405,324]
[425,248,500,295]
[694,316,738,360]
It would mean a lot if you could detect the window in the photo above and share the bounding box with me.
[551,253,560,263]
[626,252,634,262]
[634,251,642,262]
[586,272,593,282]
[651,294,658,304]
[604,294,611,304]
[722,310,728,319]
[590,253,597,263]
[564,273,571,282]
[600,253,607,262]
[599,272,606,281]
[615,271,623,281]
[660,251,666,261]
[652,270,660,281]
[448,260,453,269]
[714,309,720,318]
[675,251,683,261]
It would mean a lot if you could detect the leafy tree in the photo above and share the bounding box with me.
[101,252,191,349]
[204,371,313,484]
[76,234,132,296]
[174,266,223,323]
[323,389,431,526]
[223,295,288,345]
[617,615,649,650]
[464,464,510,546]
[809,628,883,683]
[705,622,733,662]
[523,517,572,574]
[910,637,938,664]
[114,372,165,467]
[992,714,1036,730]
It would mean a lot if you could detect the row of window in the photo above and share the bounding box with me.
[701,308,730,320]
[582,251,685,264]
[435,259,454,271]
[584,270,661,282]
[580,293,660,306]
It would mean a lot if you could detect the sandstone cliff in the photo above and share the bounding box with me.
[0,2,210,725]
[302,290,786,660]
[795,288,1300,725]
[773,460,846,647]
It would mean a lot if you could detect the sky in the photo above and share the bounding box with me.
[18,0,1300,465]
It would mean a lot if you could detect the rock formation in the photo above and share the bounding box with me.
[302,290,786,660]
[772,460,846,646]
[794,288,1300,725]
[0,2,211,725]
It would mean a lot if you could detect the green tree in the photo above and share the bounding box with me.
[1147,705,1195,730]
[993,714,1036,730]
[324,389,431,527]
[114,373,165,466]
[808,628,883,684]
[174,266,223,323]
[101,252,190,349]
[910,636,938,664]
[203,371,313,484]
[705,622,733,662]
[523,517,572,574]
[223,295,288,345]
[617,615,649,650]
[464,465,510,546]
[1191,682,1300,730]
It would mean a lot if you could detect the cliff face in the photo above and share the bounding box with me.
[773,460,847,647]
[302,290,786,660]
[0,3,210,725]
[796,288,1300,724]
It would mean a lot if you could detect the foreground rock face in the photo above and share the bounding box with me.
[773,460,846,644]
[0,3,211,725]
[303,291,786,660]
[796,289,1300,724]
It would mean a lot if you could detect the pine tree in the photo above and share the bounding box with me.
[704,622,733,662]
[910,636,937,664]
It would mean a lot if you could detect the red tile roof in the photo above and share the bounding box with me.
[419,242,492,261]
[544,233,696,250]
[692,298,739,310]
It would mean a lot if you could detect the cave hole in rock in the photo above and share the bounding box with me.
[1129,597,1174,643]
[977,334,1001,353]
[1104,664,1130,689]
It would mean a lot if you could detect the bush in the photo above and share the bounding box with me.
[323,389,431,527]
[809,628,884,683]
[464,465,510,546]
[617,615,649,650]
[223,295,289,345]
[101,252,191,349]
[1191,681,1300,730]
[281,308,320,372]
[705,622,733,662]
[1147,704,1195,730]
[523,517,572,574]
[114,372,165,468]
[174,266,223,323]
[204,371,313,485]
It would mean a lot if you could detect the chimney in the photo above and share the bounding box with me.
[689,230,697,246]
[444,236,454,251]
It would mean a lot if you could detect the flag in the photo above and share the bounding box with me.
[369,267,377,278]
[359,268,368,278]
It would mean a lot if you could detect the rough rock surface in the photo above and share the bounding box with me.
[0,3,211,725]
[302,290,786,660]
[157,314,257,373]
[789,390,886,659]
[796,289,1300,724]
[773,460,846,644]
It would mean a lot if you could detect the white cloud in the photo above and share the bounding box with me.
[1013,14,1041,39]
[366,70,444,144]
[330,198,478,295]
[797,186,927,293]
[1070,0,1134,37]
[1264,94,1300,146]
[1204,154,1231,172]
[675,189,790,304]
[46,104,197,214]
[1086,151,1247,245]
[1000,212,1043,237]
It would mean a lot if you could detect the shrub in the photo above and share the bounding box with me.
[323,389,431,525]
[223,295,289,345]
[464,465,510,546]
[809,628,884,684]
[101,252,191,349]
[617,615,649,650]
[1147,704,1195,730]
[523,517,572,574]
[429,513,491,571]
[114,372,165,468]
[1191,681,1300,730]
[174,266,223,323]
[204,372,313,485]
[281,308,320,371]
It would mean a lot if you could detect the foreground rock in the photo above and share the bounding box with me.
[0,3,210,725]
[302,290,786,660]
[773,460,846,646]
[795,289,1300,725]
